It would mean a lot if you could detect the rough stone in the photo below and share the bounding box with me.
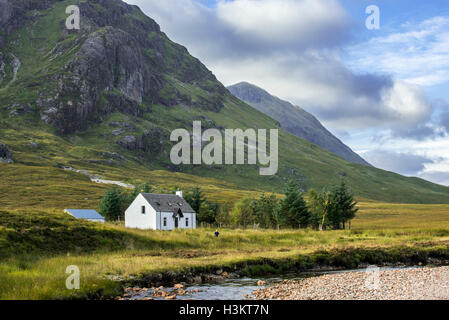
[29,142,38,149]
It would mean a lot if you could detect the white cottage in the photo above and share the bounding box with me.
[125,191,196,230]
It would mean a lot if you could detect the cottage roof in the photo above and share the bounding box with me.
[65,209,105,220]
[141,193,195,213]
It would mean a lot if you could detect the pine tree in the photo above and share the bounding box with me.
[306,189,324,229]
[278,181,310,228]
[290,193,310,228]
[184,186,206,214]
[252,193,279,228]
[337,180,358,229]
[197,202,212,225]
[99,188,123,221]
[141,182,152,193]
[328,181,358,229]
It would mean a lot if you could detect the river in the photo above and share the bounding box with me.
[126,266,422,300]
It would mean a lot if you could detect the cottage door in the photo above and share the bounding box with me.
[175,217,179,228]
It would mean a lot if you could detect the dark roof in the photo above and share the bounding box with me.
[65,209,105,220]
[141,193,195,213]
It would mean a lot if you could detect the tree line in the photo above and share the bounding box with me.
[225,180,358,230]
[98,180,358,230]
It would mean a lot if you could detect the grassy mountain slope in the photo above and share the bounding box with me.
[1,0,449,205]
[228,82,370,166]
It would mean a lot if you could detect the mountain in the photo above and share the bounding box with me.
[1,0,449,204]
[228,82,370,166]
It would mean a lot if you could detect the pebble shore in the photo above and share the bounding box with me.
[251,266,449,300]
[120,283,204,300]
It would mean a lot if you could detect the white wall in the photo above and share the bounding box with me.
[157,212,196,230]
[125,194,156,230]
[183,212,196,229]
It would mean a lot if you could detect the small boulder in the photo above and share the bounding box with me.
[174,283,184,289]
[29,141,38,149]
[257,280,266,286]
[192,276,202,284]
[111,128,125,136]
[0,142,13,164]
[7,103,31,117]
[116,135,137,150]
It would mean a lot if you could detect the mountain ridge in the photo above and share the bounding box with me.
[228,82,370,166]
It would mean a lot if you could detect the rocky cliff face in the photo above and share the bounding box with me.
[0,0,227,134]
[36,24,155,133]
[228,82,371,166]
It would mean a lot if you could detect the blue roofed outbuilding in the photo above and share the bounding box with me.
[64,209,105,223]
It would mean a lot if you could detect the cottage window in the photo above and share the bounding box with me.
[141,206,145,214]
[186,218,189,227]
[163,217,167,227]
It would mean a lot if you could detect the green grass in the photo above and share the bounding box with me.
[353,201,449,230]
[1,205,449,299]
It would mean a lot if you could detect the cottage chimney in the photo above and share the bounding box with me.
[176,190,183,198]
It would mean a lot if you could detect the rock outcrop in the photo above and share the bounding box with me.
[116,129,164,154]
[1,0,227,134]
[0,142,13,163]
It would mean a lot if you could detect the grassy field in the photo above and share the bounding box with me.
[2,161,449,300]
[353,201,449,230]
[0,163,266,209]
[2,134,449,300]
[2,202,449,299]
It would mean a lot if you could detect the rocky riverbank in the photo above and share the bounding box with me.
[110,246,449,300]
[119,283,204,300]
[251,266,449,300]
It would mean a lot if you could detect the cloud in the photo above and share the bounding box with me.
[362,150,434,176]
[216,0,352,52]
[419,171,449,186]
[437,100,449,134]
[126,0,353,61]
[347,16,449,87]
[214,52,435,138]
[125,0,444,143]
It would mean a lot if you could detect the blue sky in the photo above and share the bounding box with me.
[124,0,449,185]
